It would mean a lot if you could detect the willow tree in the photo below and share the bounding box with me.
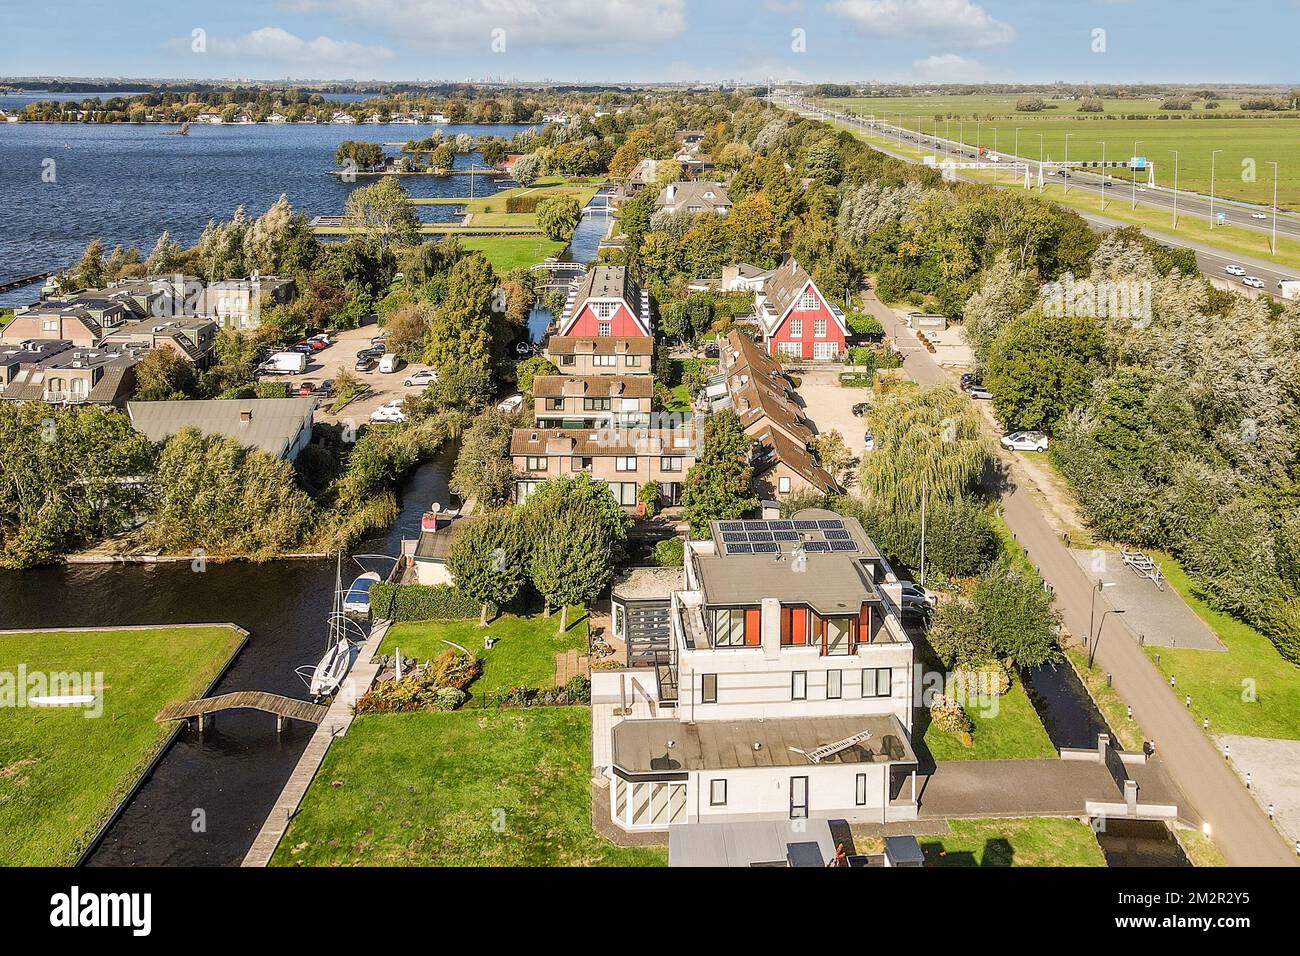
[858,383,990,515]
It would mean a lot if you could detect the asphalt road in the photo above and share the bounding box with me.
[862,290,1297,866]
[794,101,1300,300]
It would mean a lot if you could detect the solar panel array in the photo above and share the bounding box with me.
[715,518,860,556]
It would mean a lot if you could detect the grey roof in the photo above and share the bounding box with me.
[669,819,836,868]
[128,398,315,457]
[612,713,916,775]
[612,566,682,602]
[655,181,732,210]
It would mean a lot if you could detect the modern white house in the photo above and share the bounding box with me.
[593,510,918,835]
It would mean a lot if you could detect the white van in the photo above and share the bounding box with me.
[378,353,401,374]
[261,351,308,375]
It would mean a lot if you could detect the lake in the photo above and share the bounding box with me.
[0,120,536,305]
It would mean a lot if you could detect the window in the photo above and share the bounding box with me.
[777,341,801,357]
[615,455,637,472]
[855,774,868,806]
[595,301,616,319]
[525,456,547,471]
[790,776,809,819]
[789,319,803,337]
[814,319,827,338]
[826,670,842,700]
[780,606,808,646]
[625,354,641,367]
[824,618,852,656]
[42,319,58,332]
[584,397,612,411]
[791,671,807,700]
[660,456,682,472]
[710,779,727,806]
[593,354,616,367]
[814,341,837,361]
[559,354,576,366]
[863,668,892,698]
[799,292,818,310]
[613,482,638,506]
[711,608,746,647]
[598,321,611,337]
[777,476,791,494]
[573,456,593,471]
[545,397,564,411]
[701,674,717,704]
[660,481,681,505]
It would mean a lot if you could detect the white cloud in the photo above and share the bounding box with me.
[324,0,687,50]
[204,27,395,67]
[910,52,1003,82]
[827,0,1015,48]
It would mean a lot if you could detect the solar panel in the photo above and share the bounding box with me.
[751,542,779,554]
[722,532,749,544]
[824,529,852,541]
[747,530,775,542]
[719,521,745,532]
[817,519,845,530]
[830,541,859,552]
[794,520,821,531]
[803,541,831,553]
[743,520,770,531]
[769,520,795,531]
[727,543,753,554]
[773,530,800,542]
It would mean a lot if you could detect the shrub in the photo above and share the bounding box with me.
[929,694,974,746]
[368,583,486,621]
[254,381,289,399]
[429,648,482,691]
[639,480,661,517]
[951,659,1011,698]
[563,675,591,703]
[355,668,468,714]
[652,537,685,567]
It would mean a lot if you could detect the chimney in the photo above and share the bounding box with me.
[760,598,782,661]
[667,184,677,202]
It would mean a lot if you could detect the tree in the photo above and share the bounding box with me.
[985,309,1103,432]
[342,177,419,255]
[447,511,527,625]
[535,194,583,241]
[1015,96,1046,112]
[477,136,507,167]
[529,497,616,635]
[682,409,759,537]
[512,152,541,185]
[145,231,182,274]
[972,569,1060,668]
[74,239,104,289]
[962,250,1033,368]
[428,142,456,171]
[133,349,196,401]
[811,430,853,480]
[383,302,433,358]
[926,598,989,667]
[334,140,384,170]
[450,410,515,509]
[426,253,500,387]
[517,473,630,569]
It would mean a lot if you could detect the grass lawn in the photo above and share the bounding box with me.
[379,607,587,696]
[920,817,1106,867]
[917,669,1057,762]
[271,708,665,866]
[1176,827,1229,867]
[459,235,567,272]
[0,625,245,866]
[1144,554,1300,741]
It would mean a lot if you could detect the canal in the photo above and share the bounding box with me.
[0,442,456,866]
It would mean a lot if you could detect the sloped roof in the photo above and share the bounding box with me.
[511,427,698,458]
[533,374,654,399]
[545,335,653,356]
[655,181,732,210]
[561,266,652,336]
[751,425,839,494]
[128,398,315,457]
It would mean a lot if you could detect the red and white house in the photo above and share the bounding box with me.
[755,258,848,361]
[556,266,653,339]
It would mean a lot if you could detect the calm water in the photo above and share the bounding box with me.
[0,120,535,305]
[0,444,456,866]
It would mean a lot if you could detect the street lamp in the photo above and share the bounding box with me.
[1169,149,1180,229]
[1131,140,1143,210]
[1090,608,1126,669]
[1063,132,1073,194]
[1014,127,1022,158]
[1209,149,1223,228]
[1087,580,1119,668]
[1036,133,1045,191]
[976,121,982,152]
[1267,161,1279,255]
[1096,141,1107,210]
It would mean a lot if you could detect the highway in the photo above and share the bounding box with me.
[790,99,1300,301]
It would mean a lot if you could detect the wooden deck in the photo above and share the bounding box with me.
[156,691,327,725]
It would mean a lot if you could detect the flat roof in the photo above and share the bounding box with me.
[612,713,915,775]
[612,565,681,602]
[669,819,837,868]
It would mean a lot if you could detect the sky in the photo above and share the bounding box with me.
[1,0,1297,85]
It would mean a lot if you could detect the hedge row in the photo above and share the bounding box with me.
[369,583,487,621]
[505,194,544,213]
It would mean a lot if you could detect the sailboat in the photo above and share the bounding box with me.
[296,553,364,700]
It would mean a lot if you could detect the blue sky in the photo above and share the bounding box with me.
[2,0,1297,84]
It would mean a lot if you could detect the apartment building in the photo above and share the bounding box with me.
[555,266,652,339]
[0,340,72,395]
[511,426,697,507]
[101,316,219,368]
[593,511,918,832]
[0,346,140,406]
[532,374,653,429]
[544,336,653,376]
[199,275,296,330]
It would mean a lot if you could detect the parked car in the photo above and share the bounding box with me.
[899,581,936,609]
[862,431,876,452]
[307,332,332,347]
[295,380,317,397]
[259,351,308,375]
[312,379,335,398]
[967,385,993,400]
[496,394,524,413]
[1243,276,1265,289]
[370,336,387,349]
[1000,430,1049,452]
[369,399,407,424]
[354,355,377,372]
[358,345,385,359]
[403,369,437,388]
[1224,264,1247,277]
[960,372,981,389]
[296,338,328,352]
[851,402,870,417]
[378,352,402,374]
[288,342,316,355]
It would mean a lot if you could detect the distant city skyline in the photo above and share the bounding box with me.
[3,0,1298,85]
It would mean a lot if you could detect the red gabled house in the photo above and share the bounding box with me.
[556,266,653,339]
[755,258,848,361]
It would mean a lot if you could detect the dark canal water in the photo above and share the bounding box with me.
[0,120,535,306]
[0,443,456,866]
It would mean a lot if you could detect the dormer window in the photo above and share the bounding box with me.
[799,292,818,311]
[594,301,615,320]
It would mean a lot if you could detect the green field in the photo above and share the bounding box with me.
[917,670,1057,762]
[379,607,588,697]
[0,625,245,866]
[1144,554,1300,741]
[920,816,1106,867]
[271,708,666,866]
[459,235,567,271]
[830,96,1300,208]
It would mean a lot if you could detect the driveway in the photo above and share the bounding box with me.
[795,366,871,459]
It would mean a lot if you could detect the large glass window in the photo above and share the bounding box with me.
[863,668,892,698]
[710,779,727,806]
[584,397,612,411]
[780,606,808,646]
[712,608,745,647]
[825,618,852,656]
[827,670,842,700]
[791,671,807,700]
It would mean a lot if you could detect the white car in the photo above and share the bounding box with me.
[369,399,408,424]
[1001,430,1050,452]
[1224,265,1247,277]
[496,394,524,413]
[967,385,993,401]
[403,369,437,387]
[1251,212,1268,220]
[898,582,936,615]
[1243,276,1265,289]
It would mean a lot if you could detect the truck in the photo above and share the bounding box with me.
[1278,279,1300,301]
[260,351,308,375]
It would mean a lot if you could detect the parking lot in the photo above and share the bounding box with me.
[795,366,873,460]
[259,325,437,425]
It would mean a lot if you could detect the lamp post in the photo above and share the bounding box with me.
[1096,141,1107,210]
[1014,127,1022,159]
[1131,140,1143,210]
[1064,132,1073,194]
[1267,161,1279,255]
[1037,133,1045,191]
[992,127,999,154]
[1209,149,1223,228]
[1169,149,1180,229]
[976,121,982,153]
[1087,580,1119,668]
[1090,608,1126,669]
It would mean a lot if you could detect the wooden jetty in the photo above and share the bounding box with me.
[0,271,53,294]
[156,691,327,732]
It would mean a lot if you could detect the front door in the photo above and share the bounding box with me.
[790,776,809,819]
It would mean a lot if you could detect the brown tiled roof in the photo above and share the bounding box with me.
[751,425,838,494]
[724,329,784,381]
[731,375,812,443]
[763,257,813,322]
[511,427,699,458]
[544,335,653,355]
[533,375,654,399]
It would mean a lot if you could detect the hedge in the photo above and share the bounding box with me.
[505,194,544,213]
[369,583,487,622]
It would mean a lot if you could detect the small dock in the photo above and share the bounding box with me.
[0,271,52,294]
[156,691,327,731]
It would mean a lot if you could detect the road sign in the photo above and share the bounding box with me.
[1130,156,1148,170]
